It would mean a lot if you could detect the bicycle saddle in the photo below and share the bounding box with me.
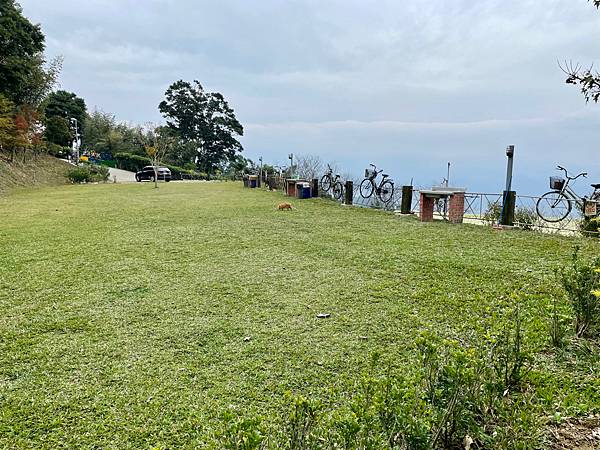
[382,173,389,178]
[592,183,600,189]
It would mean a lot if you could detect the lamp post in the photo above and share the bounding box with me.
[288,153,294,178]
[500,145,516,226]
[70,118,80,163]
[259,156,263,187]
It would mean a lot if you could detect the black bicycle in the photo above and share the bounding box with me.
[359,164,394,203]
[536,166,600,222]
[320,164,344,201]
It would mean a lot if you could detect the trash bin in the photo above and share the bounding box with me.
[296,182,312,199]
[243,175,249,188]
[248,175,258,188]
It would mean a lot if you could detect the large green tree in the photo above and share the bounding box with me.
[158,80,243,175]
[44,115,71,147]
[0,0,58,106]
[42,90,86,146]
[43,90,86,126]
[563,1,600,102]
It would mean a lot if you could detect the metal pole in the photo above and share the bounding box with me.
[505,145,514,192]
[500,145,515,226]
[446,162,450,187]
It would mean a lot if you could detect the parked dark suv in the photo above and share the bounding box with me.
[135,166,171,182]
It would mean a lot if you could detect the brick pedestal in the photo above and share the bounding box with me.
[448,192,465,224]
[420,193,435,222]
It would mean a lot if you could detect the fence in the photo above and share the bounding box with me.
[318,182,594,237]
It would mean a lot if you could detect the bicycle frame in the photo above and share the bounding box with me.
[557,182,584,210]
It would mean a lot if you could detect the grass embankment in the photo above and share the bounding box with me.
[0,155,70,195]
[0,182,598,447]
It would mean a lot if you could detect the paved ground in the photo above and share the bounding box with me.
[109,167,137,183]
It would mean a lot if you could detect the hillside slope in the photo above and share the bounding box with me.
[0,155,71,195]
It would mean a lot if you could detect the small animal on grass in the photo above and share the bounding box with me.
[277,202,293,210]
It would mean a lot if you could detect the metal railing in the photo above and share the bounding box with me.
[282,177,596,237]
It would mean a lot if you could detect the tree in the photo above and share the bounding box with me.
[295,154,324,180]
[0,0,59,106]
[142,124,175,188]
[561,1,600,102]
[158,80,243,176]
[44,115,71,147]
[43,90,86,133]
[0,94,17,155]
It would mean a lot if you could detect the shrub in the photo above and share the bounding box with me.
[559,247,600,338]
[484,202,537,229]
[214,308,538,449]
[218,411,265,450]
[113,152,207,180]
[580,217,600,237]
[47,143,71,158]
[483,201,501,225]
[514,206,538,230]
[66,164,110,184]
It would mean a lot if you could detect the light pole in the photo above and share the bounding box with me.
[259,156,263,187]
[288,153,294,178]
[70,118,80,163]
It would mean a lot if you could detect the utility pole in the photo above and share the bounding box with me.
[259,156,263,187]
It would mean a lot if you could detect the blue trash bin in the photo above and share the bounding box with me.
[296,182,311,199]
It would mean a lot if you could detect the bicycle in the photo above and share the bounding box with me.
[536,165,600,222]
[320,164,344,201]
[359,164,394,203]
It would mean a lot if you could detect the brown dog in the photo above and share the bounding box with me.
[277,202,293,210]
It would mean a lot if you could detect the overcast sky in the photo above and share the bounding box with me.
[20,0,600,193]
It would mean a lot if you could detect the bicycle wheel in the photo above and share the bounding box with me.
[332,181,344,200]
[320,175,332,192]
[536,191,572,222]
[378,180,394,204]
[359,179,374,198]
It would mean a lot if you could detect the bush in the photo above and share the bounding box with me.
[580,217,600,237]
[113,152,207,180]
[483,201,501,225]
[46,143,71,158]
[559,247,600,338]
[515,206,538,230]
[484,202,537,229]
[214,306,538,448]
[66,164,110,184]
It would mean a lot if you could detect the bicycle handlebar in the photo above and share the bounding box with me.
[556,165,587,180]
[369,163,376,168]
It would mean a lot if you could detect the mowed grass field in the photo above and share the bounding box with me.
[0,181,598,448]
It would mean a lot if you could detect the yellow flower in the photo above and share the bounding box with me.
[593,290,600,298]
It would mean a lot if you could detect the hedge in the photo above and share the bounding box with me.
[113,153,207,180]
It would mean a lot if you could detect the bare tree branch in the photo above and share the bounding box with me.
[560,60,600,103]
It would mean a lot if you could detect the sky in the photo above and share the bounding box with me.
[20,0,600,194]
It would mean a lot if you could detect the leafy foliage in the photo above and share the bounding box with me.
[561,2,600,102]
[66,164,109,183]
[44,115,71,147]
[42,90,86,146]
[559,247,600,337]
[159,80,243,175]
[0,0,45,104]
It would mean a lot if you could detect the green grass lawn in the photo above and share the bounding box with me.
[0,182,598,448]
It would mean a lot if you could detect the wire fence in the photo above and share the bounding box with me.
[319,182,596,237]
